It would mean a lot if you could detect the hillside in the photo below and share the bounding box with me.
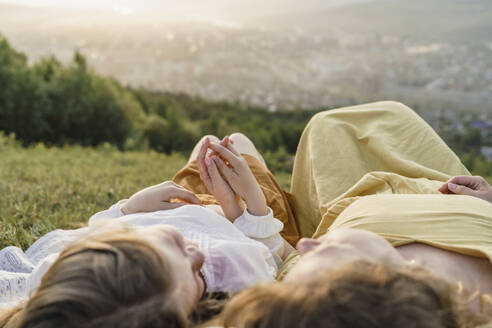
[1,1,491,112]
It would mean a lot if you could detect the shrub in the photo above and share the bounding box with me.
[143,114,172,153]
[263,146,293,173]
[36,52,133,147]
[0,36,51,143]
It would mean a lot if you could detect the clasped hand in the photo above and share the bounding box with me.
[197,136,268,222]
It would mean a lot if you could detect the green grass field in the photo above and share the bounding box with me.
[0,139,488,250]
[0,142,188,249]
[0,140,291,249]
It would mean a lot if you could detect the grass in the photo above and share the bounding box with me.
[0,136,489,250]
[0,139,293,249]
[0,142,188,249]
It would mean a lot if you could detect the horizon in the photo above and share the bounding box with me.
[0,0,491,113]
[0,0,374,19]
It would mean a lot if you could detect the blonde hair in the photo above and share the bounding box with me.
[0,229,188,328]
[221,260,491,328]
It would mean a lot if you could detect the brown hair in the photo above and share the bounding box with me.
[0,229,188,328]
[220,261,491,328]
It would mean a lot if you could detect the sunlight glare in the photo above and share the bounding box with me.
[112,4,135,16]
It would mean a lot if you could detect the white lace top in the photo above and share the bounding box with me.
[0,203,284,308]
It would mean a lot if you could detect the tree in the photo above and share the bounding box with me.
[0,35,51,143]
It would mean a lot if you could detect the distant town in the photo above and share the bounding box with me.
[0,3,490,157]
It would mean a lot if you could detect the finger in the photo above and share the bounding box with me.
[197,138,210,165]
[220,136,229,146]
[197,139,212,183]
[447,176,480,189]
[438,183,450,194]
[201,167,213,193]
[170,182,187,190]
[208,142,240,167]
[198,158,209,182]
[198,157,210,182]
[157,182,184,192]
[216,136,231,156]
[219,135,240,155]
[198,155,213,191]
[198,156,213,191]
[222,135,235,145]
[172,183,201,196]
[226,142,240,156]
[205,156,228,187]
[219,137,236,159]
[447,183,476,197]
[168,187,202,204]
[212,155,235,179]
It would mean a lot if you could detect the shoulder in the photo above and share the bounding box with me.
[204,239,277,293]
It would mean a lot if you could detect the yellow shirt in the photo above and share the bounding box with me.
[281,101,492,280]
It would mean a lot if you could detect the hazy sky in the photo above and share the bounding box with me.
[0,0,373,18]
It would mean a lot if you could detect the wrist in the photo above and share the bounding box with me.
[221,202,243,222]
[244,192,268,216]
[219,194,246,222]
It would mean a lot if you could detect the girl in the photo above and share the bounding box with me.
[0,133,298,327]
[219,101,492,327]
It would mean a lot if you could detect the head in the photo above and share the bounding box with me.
[1,225,206,328]
[221,260,488,328]
[284,228,406,283]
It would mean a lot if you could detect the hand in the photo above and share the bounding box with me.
[121,181,201,215]
[197,137,244,221]
[208,138,268,216]
[439,175,492,203]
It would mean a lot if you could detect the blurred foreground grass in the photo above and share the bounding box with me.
[0,141,292,249]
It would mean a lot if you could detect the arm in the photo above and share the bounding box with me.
[197,137,245,222]
[206,139,294,260]
[233,207,295,261]
[439,176,492,203]
[207,139,268,216]
[120,181,201,214]
[89,181,201,224]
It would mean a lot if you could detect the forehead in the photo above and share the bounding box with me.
[137,226,191,275]
[320,228,387,245]
[137,225,181,240]
[285,229,400,281]
[134,226,185,263]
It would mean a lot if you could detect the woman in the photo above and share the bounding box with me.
[221,260,490,328]
[281,101,492,291]
[0,133,297,326]
[0,229,192,327]
[217,101,492,327]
